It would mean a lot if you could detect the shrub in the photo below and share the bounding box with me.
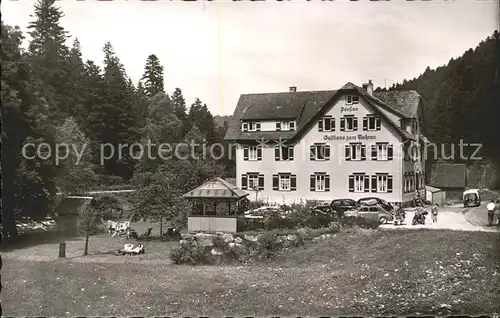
[264,215,300,230]
[170,245,213,265]
[305,214,332,229]
[256,232,282,259]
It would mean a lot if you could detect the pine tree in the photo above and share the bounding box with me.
[27,0,72,122]
[171,88,187,121]
[90,41,140,179]
[141,54,164,98]
[2,22,58,242]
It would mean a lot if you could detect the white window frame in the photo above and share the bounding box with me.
[377,144,388,160]
[377,175,388,193]
[279,174,291,191]
[354,175,365,192]
[313,144,328,161]
[248,122,259,132]
[247,173,259,190]
[277,146,293,161]
[248,146,258,161]
[345,116,356,132]
[315,174,326,192]
[280,121,290,131]
[346,95,359,105]
[320,117,334,132]
[350,144,362,161]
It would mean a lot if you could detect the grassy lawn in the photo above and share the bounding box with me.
[2,229,499,316]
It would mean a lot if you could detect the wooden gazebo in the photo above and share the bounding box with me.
[183,177,249,233]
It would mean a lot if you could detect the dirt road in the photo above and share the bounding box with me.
[380,203,500,233]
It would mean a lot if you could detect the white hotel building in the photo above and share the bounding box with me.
[224,81,428,205]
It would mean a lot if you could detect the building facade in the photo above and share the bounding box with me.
[225,81,428,205]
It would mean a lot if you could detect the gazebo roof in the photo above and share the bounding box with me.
[183,177,249,199]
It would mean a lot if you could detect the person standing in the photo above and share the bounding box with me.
[431,203,439,223]
[394,202,405,225]
[486,199,496,226]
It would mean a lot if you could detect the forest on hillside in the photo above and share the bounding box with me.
[377,30,500,186]
[1,0,234,242]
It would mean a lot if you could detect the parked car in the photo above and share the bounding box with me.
[330,199,358,217]
[345,204,394,224]
[357,197,394,213]
[312,199,357,218]
[463,189,481,207]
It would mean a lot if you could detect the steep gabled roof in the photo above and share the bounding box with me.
[225,82,420,142]
[430,164,467,189]
[372,90,421,118]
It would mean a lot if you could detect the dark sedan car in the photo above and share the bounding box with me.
[312,198,357,218]
[357,197,394,213]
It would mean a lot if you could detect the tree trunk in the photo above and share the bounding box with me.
[159,215,163,241]
[84,232,89,256]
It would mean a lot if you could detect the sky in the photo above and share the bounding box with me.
[2,0,498,116]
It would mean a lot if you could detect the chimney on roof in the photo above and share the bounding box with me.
[289,86,297,92]
[364,79,373,96]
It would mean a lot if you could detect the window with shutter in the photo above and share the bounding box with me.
[371,145,377,160]
[242,122,248,132]
[248,122,259,131]
[243,147,249,160]
[248,173,259,190]
[290,175,297,191]
[348,175,355,192]
[387,144,393,160]
[324,118,331,131]
[371,175,377,192]
[387,176,393,193]
[346,95,359,105]
[363,117,368,131]
[258,174,264,190]
[376,143,388,160]
[318,119,323,132]
[276,122,281,131]
[345,144,351,161]
[272,174,279,190]
[310,175,316,191]
[352,174,365,192]
[376,174,388,193]
[314,174,326,192]
[289,121,295,131]
[364,177,370,192]
[349,144,362,161]
[241,174,248,190]
[310,145,316,160]
[274,147,280,161]
[365,116,378,131]
[278,174,291,191]
[343,116,356,132]
[280,121,290,131]
[257,147,262,160]
[288,147,294,160]
[311,144,328,160]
